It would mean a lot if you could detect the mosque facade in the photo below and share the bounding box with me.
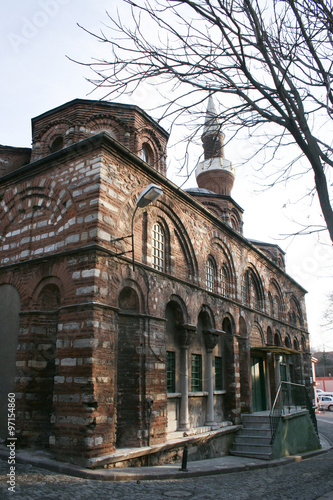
[0,98,313,465]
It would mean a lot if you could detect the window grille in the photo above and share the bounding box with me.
[191,354,202,392]
[219,267,227,296]
[152,222,164,271]
[166,351,176,393]
[205,259,214,292]
[215,356,223,390]
[141,146,149,163]
[242,271,250,306]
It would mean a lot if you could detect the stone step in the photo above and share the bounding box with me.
[230,449,272,460]
[241,415,271,423]
[234,435,272,446]
[237,428,271,437]
[241,416,271,430]
[232,442,272,454]
[241,421,271,429]
[230,414,273,460]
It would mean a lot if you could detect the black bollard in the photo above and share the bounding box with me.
[179,444,189,472]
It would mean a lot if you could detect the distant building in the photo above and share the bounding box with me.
[0,98,313,465]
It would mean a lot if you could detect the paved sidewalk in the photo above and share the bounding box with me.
[0,433,331,486]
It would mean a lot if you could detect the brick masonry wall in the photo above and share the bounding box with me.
[0,101,312,464]
[0,145,31,177]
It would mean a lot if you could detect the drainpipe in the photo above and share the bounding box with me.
[146,397,153,447]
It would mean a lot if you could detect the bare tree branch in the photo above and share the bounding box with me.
[72,0,333,241]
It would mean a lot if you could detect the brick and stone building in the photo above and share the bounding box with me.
[0,97,313,465]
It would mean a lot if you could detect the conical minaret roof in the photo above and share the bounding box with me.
[202,94,222,138]
[188,95,243,233]
[196,95,234,196]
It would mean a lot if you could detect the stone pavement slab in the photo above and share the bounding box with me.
[0,432,331,483]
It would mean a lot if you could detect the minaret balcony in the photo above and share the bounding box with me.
[196,157,234,177]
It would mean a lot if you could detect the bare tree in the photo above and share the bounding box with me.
[76,0,333,242]
[322,291,333,331]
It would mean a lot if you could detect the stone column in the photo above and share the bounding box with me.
[204,329,224,426]
[178,324,196,431]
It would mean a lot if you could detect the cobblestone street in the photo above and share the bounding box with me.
[0,448,333,500]
[1,416,332,500]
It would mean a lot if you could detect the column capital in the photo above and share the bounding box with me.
[177,324,197,348]
[204,329,225,351]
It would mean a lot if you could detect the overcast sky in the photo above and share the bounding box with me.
[1,0,332,351]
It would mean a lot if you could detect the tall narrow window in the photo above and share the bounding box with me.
[215,356,223,390]
[268,292,274,316]
[242,271,250,306]
[205,258,214,292]
[166,351,176,393]
[191,354,202,392]
[152,222,164,271]
[219,267,228,296]
[141,146,149,163]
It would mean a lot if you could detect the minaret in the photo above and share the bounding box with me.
[187,95,243,233]
[196,95,235,196]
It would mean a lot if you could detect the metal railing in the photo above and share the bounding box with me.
[270,382,318,443]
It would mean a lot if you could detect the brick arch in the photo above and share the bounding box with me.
[121,194,198,281]
[293,336,300,351]
[201,201,221,218]
[284,333,292,348]
[32,119,73,159]
[250,321,265,348]
[137,126,165,155]
[21,260,74,311]
[268,278,285,319]
[0,271,29,309]
[83,115,121,141]
[211,235,237,299]
[165,294,189,325]
[274,330,282,346]
[117,277,146,315]
[155,200,199,279]
[31,276,63,309]
[267,325,273,344]
[0,178,77,264]
[222,312,236,334]
[0,176,74,232]
[288,295,304,327]
[198,304,215,330]
[230,208,242,233]
[34,118,73,142]
[241,264,265,311]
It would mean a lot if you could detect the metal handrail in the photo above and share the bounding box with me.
[269,382,318,443]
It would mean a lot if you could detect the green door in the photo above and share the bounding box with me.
[251,356,266,412]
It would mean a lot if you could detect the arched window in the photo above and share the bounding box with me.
[141,146,149,163]
[293,337,300,351]
[50,136,63,153]
[219,267,228,296]
[268,292,274,316]
[289,296,304,327]
[141,143,153,165]
[152,222,165,271]
[205,258,215,292]
[242,270,251,306]
[242,268,264,311]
